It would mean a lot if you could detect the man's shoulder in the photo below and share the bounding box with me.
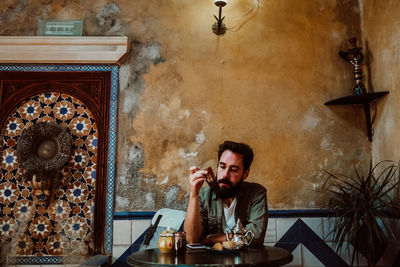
[242,181,266,193]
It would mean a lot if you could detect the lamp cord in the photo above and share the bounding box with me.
[227,0,260,32]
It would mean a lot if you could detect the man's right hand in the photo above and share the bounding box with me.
[189,166,207,197]
[185,166,207,243]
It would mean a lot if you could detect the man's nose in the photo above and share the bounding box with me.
[221,168,230,178]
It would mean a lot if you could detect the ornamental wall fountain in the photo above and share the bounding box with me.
[0,36,127,265]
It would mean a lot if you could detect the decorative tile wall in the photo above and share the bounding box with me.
[0,64,120,265]
[0,92,98,261]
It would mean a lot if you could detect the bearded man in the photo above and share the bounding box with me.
[184,141,268,247]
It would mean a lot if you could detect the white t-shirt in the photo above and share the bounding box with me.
[223,198,237,232]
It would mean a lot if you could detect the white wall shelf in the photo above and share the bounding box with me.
[0,36,128,64]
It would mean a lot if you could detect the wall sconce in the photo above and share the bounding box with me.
[212,0,227,35]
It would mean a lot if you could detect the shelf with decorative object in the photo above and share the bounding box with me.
[325,37,389,142]
[325,91,389,142]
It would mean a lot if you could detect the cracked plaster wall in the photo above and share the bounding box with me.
[0,0,373,211]
[359,1,400,163]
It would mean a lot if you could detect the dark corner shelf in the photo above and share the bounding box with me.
[324,91,389,142]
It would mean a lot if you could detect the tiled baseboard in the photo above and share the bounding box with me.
[112,210,400,267]
[112,219,151,263]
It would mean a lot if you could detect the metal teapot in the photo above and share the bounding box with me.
[225,218,255,249]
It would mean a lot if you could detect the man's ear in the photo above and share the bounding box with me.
[243,169,250,180]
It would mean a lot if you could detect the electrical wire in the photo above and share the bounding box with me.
[227,0,260,32]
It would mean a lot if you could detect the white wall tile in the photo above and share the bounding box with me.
[323,219,399,267]
[325,241,341,258]
[301,244,324,267]
[326,241,367,266]
[322,218,335,242]
[113,220,132,245]
[41,265,64,267]
[64,265,80,267]
[326,241,349,264]
[301,218,323,239]
[264,218,276,243]
[276,218,298,241]
[131,219,151,243]
[112,245,130,263]
[283,244,302,266]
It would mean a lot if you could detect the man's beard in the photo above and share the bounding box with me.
[215,177,243,199]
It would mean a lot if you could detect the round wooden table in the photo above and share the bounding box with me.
[126,246,293,267]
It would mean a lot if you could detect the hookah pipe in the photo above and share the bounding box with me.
[339,37,367,95]
[338,37,375,142]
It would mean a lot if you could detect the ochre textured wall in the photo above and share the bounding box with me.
[360,1,400,163]
[0,0,373,211]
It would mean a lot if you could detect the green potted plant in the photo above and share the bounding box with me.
[322,160,400,267]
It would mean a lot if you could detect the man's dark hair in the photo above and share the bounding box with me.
[217,141,254,171]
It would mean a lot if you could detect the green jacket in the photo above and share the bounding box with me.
[198,181,268,246]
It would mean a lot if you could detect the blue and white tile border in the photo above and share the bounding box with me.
[113,209,400,266]
[0,64,119,263]
[5,256,63,265]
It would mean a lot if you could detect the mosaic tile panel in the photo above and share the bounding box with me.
[0,64,119,263]
[0,92,98,260]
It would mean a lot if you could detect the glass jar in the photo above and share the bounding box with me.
[158,228,175,253]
